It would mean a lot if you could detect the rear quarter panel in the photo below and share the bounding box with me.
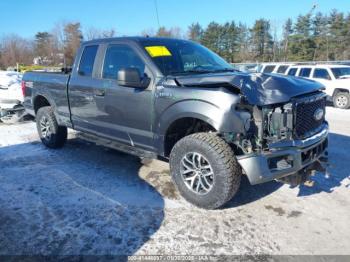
[23,72,71,126]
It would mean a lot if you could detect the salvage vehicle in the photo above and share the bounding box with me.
[23,37,328,209]
[286,64,350,109]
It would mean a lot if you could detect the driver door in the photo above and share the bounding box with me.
[94,43,155,150]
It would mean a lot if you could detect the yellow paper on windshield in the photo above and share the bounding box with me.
[145,46,172,57]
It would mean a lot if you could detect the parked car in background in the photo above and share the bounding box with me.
[285,64,350,109]
[0,71,26,123]
[231,63,259,73]
[258,63,293,74]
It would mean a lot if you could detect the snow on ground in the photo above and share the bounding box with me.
[0,71,23,102]
[0,106,349,255]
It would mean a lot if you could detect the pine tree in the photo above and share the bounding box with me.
[250,19,273,61]
[187,23,203,42]
[236,23,251,62]
[34,32,53,64]
[295,14,312,37]
[312,12,328,60]
[288,14,316,61]
[221,22,238,62]
[328,10,346,60]
[201,22,223,56]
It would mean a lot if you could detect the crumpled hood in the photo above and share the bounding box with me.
[175,72,325,106]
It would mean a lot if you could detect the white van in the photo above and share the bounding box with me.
[258,63,292,74]
[285,64,350,109]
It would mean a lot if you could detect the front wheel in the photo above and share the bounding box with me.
[36,106,67,148]
[169,133,241,209]
[333,92,350,109]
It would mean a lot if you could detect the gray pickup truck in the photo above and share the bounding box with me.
[23,37,328,209]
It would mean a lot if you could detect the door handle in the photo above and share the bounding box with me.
[94,89,105,97]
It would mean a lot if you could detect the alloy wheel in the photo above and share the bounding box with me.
[180,152,214,195]
[40,116,51,140]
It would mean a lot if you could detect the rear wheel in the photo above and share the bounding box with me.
[169,133,241,209]
[333,92,350,109]
[36,106,67,148]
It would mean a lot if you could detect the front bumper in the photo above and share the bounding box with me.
[237,124,329,185]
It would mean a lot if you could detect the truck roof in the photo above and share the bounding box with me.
[289,64,350,69]
[83,36,190,45]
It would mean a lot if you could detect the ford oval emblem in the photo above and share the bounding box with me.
[314,108,324,121]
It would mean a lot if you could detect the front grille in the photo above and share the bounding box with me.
[294,96,326,139]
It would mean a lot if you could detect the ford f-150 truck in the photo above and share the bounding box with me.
[23,37,328,209]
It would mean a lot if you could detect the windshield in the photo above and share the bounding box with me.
[140,39,234,76]
[331,67,350,79]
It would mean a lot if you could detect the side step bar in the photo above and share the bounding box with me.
[77,132,157,159]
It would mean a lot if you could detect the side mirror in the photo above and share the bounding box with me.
[117,68,150,88]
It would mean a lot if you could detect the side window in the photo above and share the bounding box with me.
[78,45,98,77]
[313,68,331,80]
[287,68,298,76]
[277,65,288,74]
[103,44,145,80]
[299,68,312,78]
[263,65,276,73]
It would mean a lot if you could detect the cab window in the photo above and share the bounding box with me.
[263,65,276,73]
[287,68,298,76]
[277,65,288,74]
[299,68,311,78]
[330,67,350,79]
[313,68,331,80]
[103,44,145,80]
[78,45,98,77]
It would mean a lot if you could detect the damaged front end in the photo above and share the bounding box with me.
[230,92,329,186]
[175,72,328,186]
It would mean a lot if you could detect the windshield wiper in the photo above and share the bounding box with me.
[168,70,212,76]
[168,68,239,76]
[185,69,216,74]
[186,68,239,74]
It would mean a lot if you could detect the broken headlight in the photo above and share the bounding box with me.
[265,103,293,142]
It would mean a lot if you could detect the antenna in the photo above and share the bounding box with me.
[154,0,161,30]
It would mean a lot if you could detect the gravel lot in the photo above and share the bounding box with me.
[0,106,349,256]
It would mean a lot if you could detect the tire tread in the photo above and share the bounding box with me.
[36,106,67,148]
[170,132,241,209]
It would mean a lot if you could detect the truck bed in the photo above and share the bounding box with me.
[23,71,71,126]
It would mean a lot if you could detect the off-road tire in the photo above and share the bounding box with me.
[169,132,241,209]
[36,106,67,148]
[333,92,350,109]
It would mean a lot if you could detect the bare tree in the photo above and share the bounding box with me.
[188,23,204,42]
[155,26,184,38]
[141,28,156,37]
[50,22,66,66]
[156,26,172,37]
[0,34,34,68]
[170,27,184,38]
[84,27,116,40]
[63,22,83,66]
